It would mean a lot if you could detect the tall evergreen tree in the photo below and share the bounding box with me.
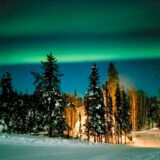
[11,92,27,133]
[128,89,138,131]
[0,72,13,100]
[121,88,131,144]
[107,95,113,142]
[137,90,148,130]
[20,90,30,133]
[26,94,39,133]
[84,64,105,142]
[115,84,123,143]
[107,62,119,111]
[31,53,66,137]
[107,62,119,141]
[0,72,15,132]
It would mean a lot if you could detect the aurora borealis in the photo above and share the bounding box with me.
[0,0,160,64]
[0,0,160,95]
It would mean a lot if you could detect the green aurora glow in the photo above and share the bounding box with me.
[0,0,160,65]
[0,1,159,36]
[0,41,160,65]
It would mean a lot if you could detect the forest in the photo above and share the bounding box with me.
[0,53,160,144]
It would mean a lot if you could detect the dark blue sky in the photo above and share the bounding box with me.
[0,0,160,96]
[0,59,159,96]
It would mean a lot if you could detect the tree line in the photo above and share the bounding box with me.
[0,53,160,144]
[84,63,131,143]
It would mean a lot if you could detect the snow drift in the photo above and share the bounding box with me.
[0,133,160,160]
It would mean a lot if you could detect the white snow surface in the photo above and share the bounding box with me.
[0,133,90,147]
[0,133,159,160]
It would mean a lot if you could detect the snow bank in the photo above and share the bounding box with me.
[0,133,94,147]
[0,133,160,160]
[130,128,160,148]
[131,137,160,148]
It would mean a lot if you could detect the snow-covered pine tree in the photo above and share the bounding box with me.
[0,72,15,132]
[121,88,131,144]
[19,90,30,133]
[84,64,105,142]
[11,92,28,133]
[31,53,67,137]
[107,95,113,143]
[26,94,39,133]
[115,83,123,144]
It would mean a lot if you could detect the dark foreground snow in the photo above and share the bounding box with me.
[0,134,159,160]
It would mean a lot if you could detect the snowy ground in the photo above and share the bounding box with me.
[0,133,160,160]
[131,128,160,148]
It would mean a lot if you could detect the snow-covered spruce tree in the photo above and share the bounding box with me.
[106,94,113,143]
[121,88,131,144]
[107,95,113,143]
[84,64,105,142]
[11,92,29,134]
[115,83,123,144]
[31,53,66,137]
[0,72,15,132]
[26,94,40,134]
[17,91,30,133]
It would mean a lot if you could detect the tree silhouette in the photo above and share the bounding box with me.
[121,88,131,144]
[84,64,105,142]
[31,53,66,137]
[0,72,14,132]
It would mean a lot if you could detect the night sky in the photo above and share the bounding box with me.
[0,0,160,96]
